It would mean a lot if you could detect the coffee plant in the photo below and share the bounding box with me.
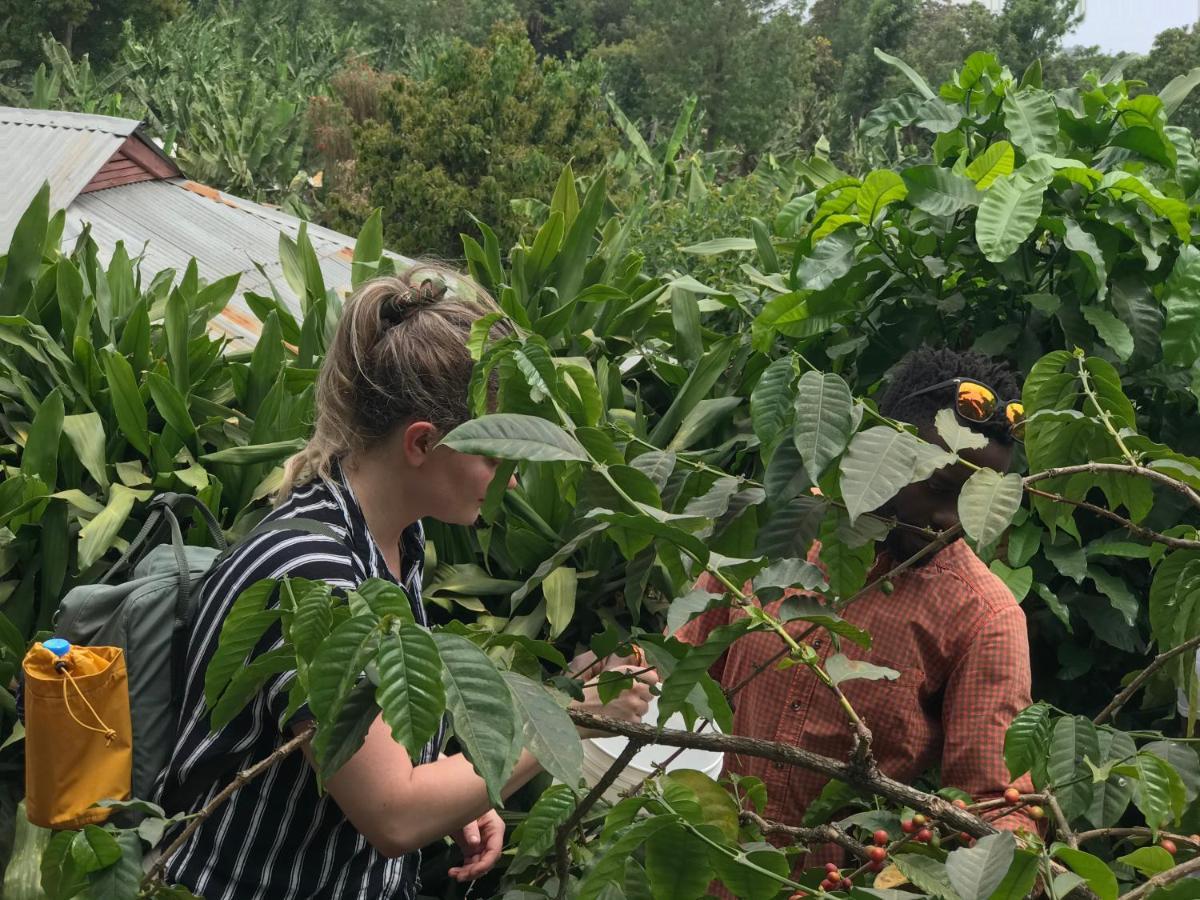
[2,47,1200,900]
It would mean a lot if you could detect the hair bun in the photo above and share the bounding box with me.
[381,276,449,328]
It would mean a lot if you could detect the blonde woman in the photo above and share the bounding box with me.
[158,270,654,899]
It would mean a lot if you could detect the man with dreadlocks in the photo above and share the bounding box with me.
[677,347,1037,868]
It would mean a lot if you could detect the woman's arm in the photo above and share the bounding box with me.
[298,672,655,857]
[300,715,541,857]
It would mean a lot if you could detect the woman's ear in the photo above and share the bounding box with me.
[400,421,439,467]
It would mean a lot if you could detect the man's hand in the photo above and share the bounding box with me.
[448,808,504,882]
[567,650,659,738]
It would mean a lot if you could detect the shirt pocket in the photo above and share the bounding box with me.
[837,659,931,773]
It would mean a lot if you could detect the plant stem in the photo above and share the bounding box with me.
[142,723,315,889]
[1023,485,1200,551]
[554,738,645,900]
[1094,634,1200,725]
[1076,356,1139,466]
[1117,855,1200,900]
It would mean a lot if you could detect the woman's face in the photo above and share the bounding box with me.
[423,444,516,526]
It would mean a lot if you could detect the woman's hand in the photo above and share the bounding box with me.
[448,808,505,882]
[567,650,659,739]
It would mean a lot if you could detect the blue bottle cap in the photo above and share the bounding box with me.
[43,638,71,657]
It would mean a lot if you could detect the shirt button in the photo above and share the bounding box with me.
[812,638,822,649]
[773,762,785,770]
[791,701,802,711]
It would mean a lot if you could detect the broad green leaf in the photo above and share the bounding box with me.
[578,818,672,900]
[825,653,899,687]
[793,371,855,484]
[658,621,750,723]
[710,846,791,900]
[778,595,871,647]
[751,356,794,455]
[78,484,144,570]
[85,831,141,898]
[1141,741,1200,803]
[753,557,828,602]
[510,522,608,605]
[645,822,714,900]
[352,209,383,288]
[1064,220,1109,301]
[41,829,87,900]
[958,469,1023,548]
[147,372,197,443]
[989,561,1032,602]
[313,681,379,778]
[434,632,519,805]
[1163,245,1200,368]
[794,231,857,291]
[308,614,380,734]
[165,288,189,396]
[935,408,987,453]
[207,646,293,732]
[1082,307,1134,362]
[874,48,936,100]
[375,624,445,759]
[1161,66,1200,116]
[838,426,919,523]
[966,142,1015,189]
[892,853,961,900]
[503,671,582,787]
[858,170,907,224]
[975,175,1045,263]
[443,414,588,463]
[1117,846,1176,877]
[0,183,49,315]
[200,439,308,466]
[945,832,1015,900]
[1109,276,1163,363]
[100,350,150,456]
[21,386,64,490]
[202,580,282,715]
[902,165,981,216]
[1053,847,1118,900]
[988,849,1040,900]
[1133,751,1188,832]
[61,413,108,489]
[1002,88,1059,155]
[681,237,757,255]
[1088,728,1137,827]
[69,826,121,873]
[543,566,577,639]
[1048,715,1100,820]
[667,770,740,842]
[511,783,576,865]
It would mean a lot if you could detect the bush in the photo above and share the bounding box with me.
[318,22,615,259]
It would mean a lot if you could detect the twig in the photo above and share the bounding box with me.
[1045,793,1077,850]
[1094,634,1200,725]
[568,710,994,837]
[1076,828,1200,848]
[143,722,315,888]
[1117,855,1200,900]
[1024,486,1200,551]
[554,738,645,900]
[1024,464,1200,513]
[740,809,869,860]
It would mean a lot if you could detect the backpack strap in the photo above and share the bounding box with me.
[101,493,227,589]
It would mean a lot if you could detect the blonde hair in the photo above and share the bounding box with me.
[279,265,511,499]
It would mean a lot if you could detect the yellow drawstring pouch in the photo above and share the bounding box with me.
[23,639,132,829]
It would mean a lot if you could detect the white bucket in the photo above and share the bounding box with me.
[582,697,724,802]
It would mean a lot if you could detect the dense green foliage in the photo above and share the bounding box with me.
[5,43,1200,899]
[319,24,615,258]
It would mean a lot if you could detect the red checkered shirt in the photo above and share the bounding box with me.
[677,539,1036,853]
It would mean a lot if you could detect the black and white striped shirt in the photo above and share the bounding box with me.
[159,464,437,899]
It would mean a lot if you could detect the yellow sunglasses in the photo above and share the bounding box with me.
[905,378,1025,441]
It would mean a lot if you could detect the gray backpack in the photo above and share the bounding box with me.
[53,493,225,801]
[51,493,342,804]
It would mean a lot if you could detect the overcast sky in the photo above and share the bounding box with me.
[1066,0,1197,52]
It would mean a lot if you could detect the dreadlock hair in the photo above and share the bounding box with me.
[878,347,1021,446]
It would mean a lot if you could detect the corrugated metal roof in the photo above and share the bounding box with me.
[0,107,145,248]
[63,178,410,348]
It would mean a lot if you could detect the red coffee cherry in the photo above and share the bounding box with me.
[873,829,890,846]
[1162,839,1178,856]
[900,819,916,834]
[867,846,887,862]
[1003,788,1022,805]
[916,828,933,843]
